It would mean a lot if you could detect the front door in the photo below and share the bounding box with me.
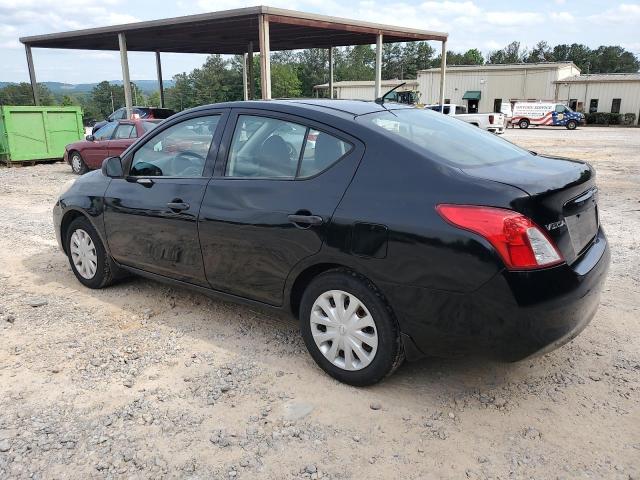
[467,99,479,113]
[103,112,227,285]
[198,110,364,305]
[85,122,117,168]
[107,121,136,157]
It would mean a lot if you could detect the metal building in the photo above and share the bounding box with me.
[555,73,640,123]
[417,62,580,112]
[313,79,419,100]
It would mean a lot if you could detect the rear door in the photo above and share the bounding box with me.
[198,109,364,305]
[103,110,228,285]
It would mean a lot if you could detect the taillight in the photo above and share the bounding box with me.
[436,204,563,270]
[489,115,494,124]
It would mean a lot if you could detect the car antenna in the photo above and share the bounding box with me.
[375,82,406,105]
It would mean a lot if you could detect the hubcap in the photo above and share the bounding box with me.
[72,155,82,173]
[310,290,378,371]
[70,229,98,280]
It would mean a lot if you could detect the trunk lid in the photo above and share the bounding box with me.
[461,154,599,265]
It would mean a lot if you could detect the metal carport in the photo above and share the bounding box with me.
[19,6,448,115]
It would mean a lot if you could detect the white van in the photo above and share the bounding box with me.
[511,102,585,130]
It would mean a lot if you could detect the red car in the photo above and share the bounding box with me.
[65,119,161,174]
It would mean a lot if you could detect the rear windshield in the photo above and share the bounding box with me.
[151,108,176,119]
[358,108,529,167]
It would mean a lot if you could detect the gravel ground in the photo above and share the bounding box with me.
[0,126,638,479]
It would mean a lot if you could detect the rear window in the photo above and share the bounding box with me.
[151,109,176,119]
[359,108,529,167]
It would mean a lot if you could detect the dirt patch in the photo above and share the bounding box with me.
[0,126,638,479]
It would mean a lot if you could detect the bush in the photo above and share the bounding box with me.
[585,112,637,126]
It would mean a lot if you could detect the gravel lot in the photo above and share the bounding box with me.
[0,126,638,479]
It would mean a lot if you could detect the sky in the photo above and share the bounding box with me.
[1,0,639,84]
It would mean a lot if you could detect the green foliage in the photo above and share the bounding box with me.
[0,82,54,106]
[585,112,636,126]
[489,41,640,73]
[488,41,527,64]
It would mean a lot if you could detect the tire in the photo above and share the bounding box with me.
[65,216,115,289]
[299,269,404,386]
[566,120,577,130]
[518,119,530,129]
[70,151,88,175]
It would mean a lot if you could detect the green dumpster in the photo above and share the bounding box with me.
[0,106,84,164]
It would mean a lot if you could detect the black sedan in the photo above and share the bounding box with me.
[53,100,610,386]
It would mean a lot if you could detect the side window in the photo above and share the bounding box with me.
[114,124,135,139]
[94,122,117,141]
[225,115,352,179]
[130,115,220,177]
[555,105,566,113]
[226,115,305,178]
[299,129,352,178]
[611,98,621,114]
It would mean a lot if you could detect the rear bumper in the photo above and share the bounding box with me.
[386,227,610,361]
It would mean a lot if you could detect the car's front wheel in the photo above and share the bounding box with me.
[70,152,88,175]
[66,216,114,289]
[566,120,577,130]
[299,270,404,386]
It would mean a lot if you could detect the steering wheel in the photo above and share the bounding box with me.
[285,142,298,161]
[173,151,205,176]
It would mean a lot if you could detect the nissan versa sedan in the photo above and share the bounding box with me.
[53,100,610,386]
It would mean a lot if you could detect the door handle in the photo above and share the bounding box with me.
[136,178,154,187]
[288,214,324,227]
[167,201,190,212]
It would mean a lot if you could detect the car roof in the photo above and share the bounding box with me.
[186,99,413,119]
[117,118,163,125]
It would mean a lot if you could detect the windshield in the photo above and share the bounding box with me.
[358,108,530,167]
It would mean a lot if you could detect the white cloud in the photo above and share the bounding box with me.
[550,11,574,23]
[587,3,640,25]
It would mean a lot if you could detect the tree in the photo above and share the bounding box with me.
[0,83,54,106]
[297,48,329,97]
[446,48,485,66]
[271,63,302,98]
[488,41,527,64]
[551,43,592,71]
[526,41,554,63]
[590,46,640,73]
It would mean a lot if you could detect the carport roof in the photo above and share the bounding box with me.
[19,6,448,54]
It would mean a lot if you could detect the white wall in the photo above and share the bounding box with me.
[417,65,580,112]
[556,81,640,124]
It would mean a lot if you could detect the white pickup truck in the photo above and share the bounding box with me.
[425,104,506,134]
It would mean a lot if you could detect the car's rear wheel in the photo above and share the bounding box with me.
[518,118,530,129]
[566,120,577,130]
[299,270,404,386]
[66,217,114,289]
[70,152,88,175]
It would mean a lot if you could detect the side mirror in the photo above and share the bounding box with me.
[101,156,123,178]
[86,135,95,142]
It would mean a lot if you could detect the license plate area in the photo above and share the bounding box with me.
[565,204,598,256]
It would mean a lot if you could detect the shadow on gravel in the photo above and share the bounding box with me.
[22,249,530,397]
